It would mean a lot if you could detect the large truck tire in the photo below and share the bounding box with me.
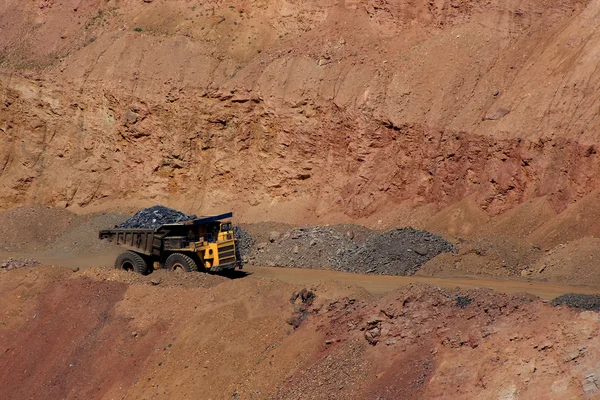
[115,251,149,275]
[165,253,199,272]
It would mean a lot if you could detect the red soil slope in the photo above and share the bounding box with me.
[2,266,600,399]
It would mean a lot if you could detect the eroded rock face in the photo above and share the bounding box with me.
[1,0,599,221]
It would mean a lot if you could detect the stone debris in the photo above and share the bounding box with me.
[234,226,254,259]
[247,225,455,276]
[552,293,600,311]
[338,228,457,276]
[117,205,196,229]
[252,226,357,270]
[582,371,600,395]
[455,295,473,308]
[1,257,41,271]
[150,277,161,286]
[287,288,317,329]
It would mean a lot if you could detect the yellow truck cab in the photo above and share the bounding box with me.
[187,220,237,270]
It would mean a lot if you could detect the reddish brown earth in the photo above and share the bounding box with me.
[2,266,600,400]
[0,276,163,400]
[1,0,600,225]
[3,2,600,398]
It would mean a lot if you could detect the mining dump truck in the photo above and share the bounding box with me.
[99,212,241,275]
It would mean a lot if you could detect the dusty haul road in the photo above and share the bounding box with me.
[2,250,598,301]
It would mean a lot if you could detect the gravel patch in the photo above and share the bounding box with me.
[327,224,374,244]
[248,225,455,275]
[251,226,357,269]
[338,228,457,276]
[552,293,600,311]
[1,257,41,271]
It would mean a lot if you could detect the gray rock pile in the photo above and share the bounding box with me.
[251,227,357,269]
[117,205,196,229]
[552,293,600,311]
[338,228,457,276]
[248,225,455,275]
[1,257,41,271]
[234,226,254,258]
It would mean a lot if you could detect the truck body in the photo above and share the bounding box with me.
[99,212,241,274]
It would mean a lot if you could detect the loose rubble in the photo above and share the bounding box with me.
[1,257,41,271]
[234,226,254,259]
[287,288,317,329]
[251,226,357,269]
[117,205,196,229]
[248,225,455,276]
[338,228,457,276]
[552,293,600,311]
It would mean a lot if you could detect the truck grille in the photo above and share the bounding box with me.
[218,243,236,264]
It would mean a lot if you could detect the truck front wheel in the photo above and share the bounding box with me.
[115,251,149,275]
[165,253,199,272]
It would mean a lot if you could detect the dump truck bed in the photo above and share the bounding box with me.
[98,228,162,256]
[99,212,234,257]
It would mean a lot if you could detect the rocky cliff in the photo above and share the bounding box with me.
[1,0,599,223]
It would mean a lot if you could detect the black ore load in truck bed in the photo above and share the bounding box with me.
[117,205,196,229]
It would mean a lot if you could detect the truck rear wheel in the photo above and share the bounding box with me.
[115,251,149,275]
[165,253,199,272]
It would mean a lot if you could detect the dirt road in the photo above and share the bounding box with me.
[2,251,597,301]
[248,265,600,301]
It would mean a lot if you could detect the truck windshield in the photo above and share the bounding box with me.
[221,222,232,232]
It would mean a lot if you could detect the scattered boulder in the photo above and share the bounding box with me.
[364,328,381,345]
[124,111,138,125]
[268,231,280,243]
[363,318,382,345]
[455,296,472,308]
[287,288,316,329]
[483,107,510,121]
